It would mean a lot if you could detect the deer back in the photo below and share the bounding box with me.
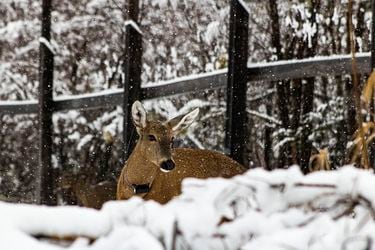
[118,148,246,204]
[60,173,116,209]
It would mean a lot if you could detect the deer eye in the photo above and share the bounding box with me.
[148,135,157,141]
[171,137,175,148]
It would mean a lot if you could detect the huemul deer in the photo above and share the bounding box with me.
[59,172,116,209]
[117,101,246,204]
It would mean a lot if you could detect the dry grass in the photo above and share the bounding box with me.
[348,0,369,169]
[309,149,331,172]
[362,70,375,106]
[348,122,375,166]
[306,1,373,172]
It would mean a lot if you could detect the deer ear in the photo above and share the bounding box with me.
[132,101,147,129]
[168,108,199,135]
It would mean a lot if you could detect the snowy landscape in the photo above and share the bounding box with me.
[3,0,375,249]
[2,166,375,250]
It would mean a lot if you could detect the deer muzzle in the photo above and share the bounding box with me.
[160,159,175,172]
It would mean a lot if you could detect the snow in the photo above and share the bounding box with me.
[0,203,110,238]
[273,137,295,157]
[124,20,142,35]
[142,68,227,88]
[3,166,375,249]
[39,37,56,55]
[205,21,220,44]
[247,109,282,126]
[77,134,93,150]
[54,88,123,101]
[0,100,37,106]
[237,0,250,15]
[0,20,38,41]
[247,52,370,68]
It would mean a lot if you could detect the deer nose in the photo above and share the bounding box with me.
[160,159,175,172]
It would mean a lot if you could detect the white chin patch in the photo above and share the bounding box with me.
[160,168,171,173]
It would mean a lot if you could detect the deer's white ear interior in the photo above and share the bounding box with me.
[172,108,199,134]
[132,101,147,129]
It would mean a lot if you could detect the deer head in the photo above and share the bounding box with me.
[131,101,199,172]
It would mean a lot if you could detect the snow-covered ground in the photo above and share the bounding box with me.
[2,166,375,250]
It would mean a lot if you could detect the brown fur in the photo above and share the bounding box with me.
[60,175,116,209]
[117,102,246,204]
[117,148,246,204]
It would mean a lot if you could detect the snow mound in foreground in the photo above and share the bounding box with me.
[2,165,375,250]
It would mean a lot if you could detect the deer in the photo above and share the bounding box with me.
[59,171,117,209]
[117,101,247,204]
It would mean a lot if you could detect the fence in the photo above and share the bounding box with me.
[1,0,375,205]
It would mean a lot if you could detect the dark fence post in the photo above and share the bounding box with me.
[372,0,375,69]
[128,0,140,23]
[225,0,249,166]
[37,0,55,205]
[123,21,142,161]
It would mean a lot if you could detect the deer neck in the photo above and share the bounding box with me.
[125,142,159,186]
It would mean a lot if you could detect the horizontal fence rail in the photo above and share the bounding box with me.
[0,53,371,115]
[0,100,38,115]
[247,53,371,82]
[142,69,227,99]
[54,90,124,111]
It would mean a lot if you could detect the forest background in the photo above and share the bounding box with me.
[0,0,371,204]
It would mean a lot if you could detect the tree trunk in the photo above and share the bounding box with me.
[346,4,357,139]
[299,0,320,173]
[264,83,273,169]
[268,0,292,167]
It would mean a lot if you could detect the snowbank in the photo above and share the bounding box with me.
[2,166,375,249]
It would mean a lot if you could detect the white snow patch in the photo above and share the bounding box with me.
[39,37,56,55]
[205,21,220,44]
[248,52,370,68]
[124,20,142,35]
[142,69,227,88]
[77,134,93,150]
[54,88,123,101]
[0,100,38,106]
[237,0,250,14]
[3,166,375,249]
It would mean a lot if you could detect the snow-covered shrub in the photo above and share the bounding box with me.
[2,166,375,250]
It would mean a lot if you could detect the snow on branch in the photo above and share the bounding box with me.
[246,108,282,126]
[248,88,276,102]
[273,136,295,157]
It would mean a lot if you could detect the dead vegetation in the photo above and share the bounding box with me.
[309,149,331,172]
